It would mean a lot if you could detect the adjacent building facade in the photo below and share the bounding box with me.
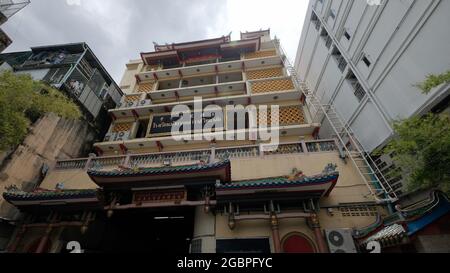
[0,42,123,250]
[0,43,123,133]
[294,0,450,196]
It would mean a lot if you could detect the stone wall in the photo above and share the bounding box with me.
[0,113,97,219]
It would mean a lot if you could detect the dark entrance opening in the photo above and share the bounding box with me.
[60,207,195,253]
[216,238,271,254]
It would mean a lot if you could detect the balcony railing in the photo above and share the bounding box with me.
[54,139,338,171]
[136,48,280,82]
[55,158,89,170]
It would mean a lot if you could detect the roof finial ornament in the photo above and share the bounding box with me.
[287,168,305,181]
[323,163,338,174]
[5,185,20,192]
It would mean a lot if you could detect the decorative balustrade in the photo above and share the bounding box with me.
[129,150,211,167]
[89,156,127,169]
[215,146,259,160]
[55,159,89,170]
[306,141,337,153]
[263,142,304,156]
[54,140,339,171]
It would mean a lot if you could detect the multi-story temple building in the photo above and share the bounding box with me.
[3,30,449,253]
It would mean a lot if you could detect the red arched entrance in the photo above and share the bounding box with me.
[282,233,316,253]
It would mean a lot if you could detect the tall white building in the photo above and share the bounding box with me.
[0,0,31,52]
[295,0,450,153]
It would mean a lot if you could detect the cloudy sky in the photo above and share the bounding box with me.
[3,0,309,83]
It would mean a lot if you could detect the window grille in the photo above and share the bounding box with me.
[340,206,378,217]
[191,239,202,254]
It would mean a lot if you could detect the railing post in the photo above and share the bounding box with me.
[247,81,252,96]
[334,138,346,159]
[258,143,265,158]
[84,153,96,170]
[123,153,131,167]
[210,144,216,163]
[300,138,308,155]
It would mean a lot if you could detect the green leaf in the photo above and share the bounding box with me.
[0,71,82,151]
[382,113,450,195]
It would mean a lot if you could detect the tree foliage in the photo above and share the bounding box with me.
[416,70,450,94]
[0,71,81,151]
[380,114,450,194]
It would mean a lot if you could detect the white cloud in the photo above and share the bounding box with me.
[2,0,309,82]
[222,0,309,61]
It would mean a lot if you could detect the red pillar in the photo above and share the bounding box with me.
[311,214,329,253]
[35,225,52,254]
[270,213,282,253]
[7,226,26,253]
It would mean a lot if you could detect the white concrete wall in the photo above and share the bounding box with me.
[295,0,450,152]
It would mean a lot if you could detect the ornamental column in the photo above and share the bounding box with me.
[310,213,329,253]
[7,225,26,253]
[35,224,52,253]
[270,213,282,253]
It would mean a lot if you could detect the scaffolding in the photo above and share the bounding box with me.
[274,39,398,204]
[0,0,30,20]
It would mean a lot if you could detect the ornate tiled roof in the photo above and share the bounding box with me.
[88,160,230,178]
[353,214,384,239]
[406,192,450,236]
[216,165,340,199]
[216,172,339,190]
[355,191,450,248]
[360,224,408,249]
[3,188,98,202]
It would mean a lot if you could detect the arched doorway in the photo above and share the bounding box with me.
[282,233,316,253]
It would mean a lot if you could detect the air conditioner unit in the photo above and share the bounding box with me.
[104,132,118,142]
[138,99,152,107]
[325,229,357,253]
[116,131,132,141]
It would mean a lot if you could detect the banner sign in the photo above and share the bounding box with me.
[133,189,187,204]
[148,110,224,137]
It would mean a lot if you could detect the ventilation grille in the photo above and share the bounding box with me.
[258,105,305,126]
[190,239,202,254]
[251,78,295,94]
[339,206,378,217]
[246,68,284,80]
[138,81,156,93]
[112,123,133,133]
